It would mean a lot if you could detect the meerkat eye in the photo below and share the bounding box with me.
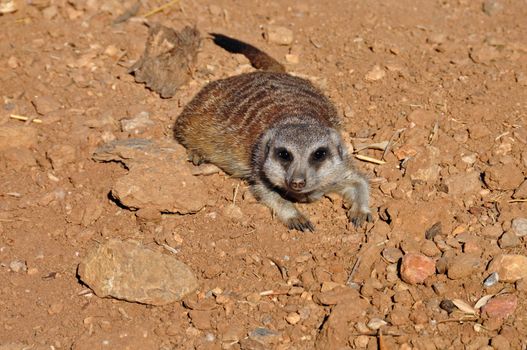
[276,148,293,162]
[311,147,328,162]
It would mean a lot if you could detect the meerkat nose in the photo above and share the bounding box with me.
[290,178,306,190]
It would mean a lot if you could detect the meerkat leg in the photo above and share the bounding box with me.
[251,182,315,232]
[340,172,373,227]
[187,149,206,166]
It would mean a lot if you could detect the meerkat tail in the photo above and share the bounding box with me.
[210,33,286,73]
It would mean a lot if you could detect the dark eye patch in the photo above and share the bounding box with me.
[275,148,293,162]
[311,147,329,162]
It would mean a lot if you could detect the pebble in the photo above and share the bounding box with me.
[487,254,527,282]
[511,218,527,237]
[285,312,301,325]
[265,25,294,45]
[354,335,370,348]
[364,65,386,81]
[32,94,61,115]
[480,224,502,238]
[482,0,503,15]
[42,5,58,19]
[189,310,212,330]
[120,111,154,134]
[490,335,510,350]
[285,54,299,64]
[248,327,281,346]
[482,294,517,319]
[498,231,520,248]
[400,253,436,284]
[78,239,198,305]
[367,318,387,330]
[446,254,482,280]
[9,260,27,273]
[513,180,527,198]
[420,240,441,257]
[440,299,456,313]
[382,247,403,263]
[483,272,499,288]
[484,164,524,191]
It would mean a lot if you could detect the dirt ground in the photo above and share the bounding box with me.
[1,0,527,349]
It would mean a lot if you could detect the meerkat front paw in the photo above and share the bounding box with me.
[347,206,373,228]
[286,214,315,232]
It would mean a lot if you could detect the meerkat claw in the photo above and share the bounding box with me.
[287,216,315,232]
[348,209,373,228]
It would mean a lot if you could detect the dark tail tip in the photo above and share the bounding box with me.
[209,33,285,73]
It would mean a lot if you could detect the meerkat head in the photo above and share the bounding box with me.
[255,121,349,195]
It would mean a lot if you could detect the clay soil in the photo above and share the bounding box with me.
[1,0,527,349]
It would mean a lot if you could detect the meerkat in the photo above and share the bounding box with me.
[174,33,372,231]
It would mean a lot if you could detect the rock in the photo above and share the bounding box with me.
[513,180,527,198]
[31,94,61,114]
[487,254,527,282]
[420,240,441,257]
[42,5,58,19]
[400,253,435,284]
[382,247,403,263]
[406,146,441,183]
[1,148,37,170]
[265,26,294,45]
[367,318,387,330]
[439,299,456,313]
[491,335,510,350]
[93,139,208,214]
[468,124,491,140]
[9,260,27,273]
[484,272,499,288]
[482,0,503,15]
[498,231,520,248]
[120,111,154,134]
[78,239,198,305]
[511,218,527,237]
[248,327,281,347]
[0,125,38,151]
[364,65,386,81]
[285,53,299,64]
[481,224,503,238]
[315,287,369,349]
[446,254,483,280]
[189,310,212,330]
[484,164,524,191]
[285,312,301,325]
[443,171,482,196]
[46,144,77,169]
[482,295,517,319]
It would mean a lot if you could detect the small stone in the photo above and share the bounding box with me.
[246,292,261,303]
[513,180,527,198]
[487,254,527,282]
[189,310,212,330]
[482,0,503,15]
[447,254,482,280]
[46,144,77,169]
[443,171,481,196]
[516,278,527,293]
[208,4,222,16]
[482,294,517,319]
[7,55,18,68]
[367,318,387,330]
[481,224,502,238]
[285,312,301,325]
[382,247,403,263]
[439,299,456,313]
[511,218,527,237]
[420,240,441,257]
[32,94,61,114]
[78,239,198,305]
[484,164,524,191]
[120,111,154,134]
[354,335,370,348]
[483,272,499,288]
[498,231,520,248]
[400,253,435,284]
[248,327,281,346]
[265,26,294,45]
[285,54,299,64]
[42,5,58,19]
[515,72,527,86]
[491,335,510,350]
[364,65,386,81]
[9,260,27,273]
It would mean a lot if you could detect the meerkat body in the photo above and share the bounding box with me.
[174,34,372,231]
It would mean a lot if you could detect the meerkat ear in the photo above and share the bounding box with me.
[329,129,346,160]
[259,128,276,159]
